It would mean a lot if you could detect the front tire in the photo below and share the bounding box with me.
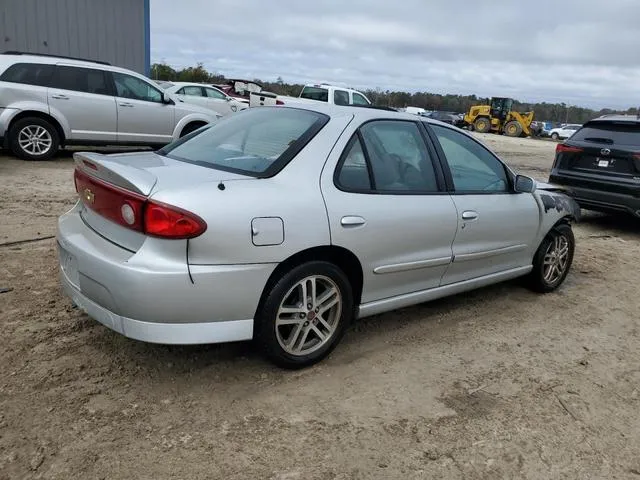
[9,117,59,161]
[528,223,575,293]
[256,261,353,369]
[504,120,523,137]
[551,132,559,141]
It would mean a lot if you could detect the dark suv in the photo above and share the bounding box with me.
[548,115,640,217]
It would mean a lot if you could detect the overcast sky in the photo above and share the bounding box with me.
[151,0,640,109]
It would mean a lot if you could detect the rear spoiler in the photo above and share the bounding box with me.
[73,152,157,196]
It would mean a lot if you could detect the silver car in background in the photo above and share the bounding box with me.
[0,52,219,161]
[57,105,579,368]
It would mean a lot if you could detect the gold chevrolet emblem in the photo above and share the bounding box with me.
[82,188,95,204]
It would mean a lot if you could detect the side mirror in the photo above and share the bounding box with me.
[514,174,536,193]
[162,93,174,105]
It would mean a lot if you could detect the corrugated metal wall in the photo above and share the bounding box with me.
[0,0,149,75]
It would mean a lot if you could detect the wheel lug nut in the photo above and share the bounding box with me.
[299,313,305,318]
[307,303,312,310]
[304,321,309,326]
[315,307,319,313]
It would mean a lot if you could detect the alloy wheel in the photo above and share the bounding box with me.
[543,234,570,284]
[18,125,53,156]
[275,275,342,356]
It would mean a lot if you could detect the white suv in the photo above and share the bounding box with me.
[0,52,219,160]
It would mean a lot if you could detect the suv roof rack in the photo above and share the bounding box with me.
[2,51,111,66]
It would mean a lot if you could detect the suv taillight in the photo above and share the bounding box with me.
[74,168,206,239]
[556,144,583,153]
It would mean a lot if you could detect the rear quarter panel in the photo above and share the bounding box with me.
[153,113,355,265]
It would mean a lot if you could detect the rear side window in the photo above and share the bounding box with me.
[300,86,328,102]
[159,108,329,177]
[352,92,369,105]
[180,86,204,96]
[0,63,53,87]
[50,66,111,95]
[334,90,349,106]
[571,122,640,147]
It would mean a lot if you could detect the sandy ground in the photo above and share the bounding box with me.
[1,137,640,480]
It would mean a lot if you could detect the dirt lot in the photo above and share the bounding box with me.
[1,137,640,479]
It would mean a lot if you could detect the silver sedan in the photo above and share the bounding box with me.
[57,105,579,368]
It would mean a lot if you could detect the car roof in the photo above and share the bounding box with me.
[0,53,148,77]
[590,114,640,124]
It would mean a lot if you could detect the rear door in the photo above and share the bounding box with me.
[111,71,174,144]
[48,64,117,142]
[321,119,458,304]
[428,123,539,285]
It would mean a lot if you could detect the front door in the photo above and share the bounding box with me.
[48,65,117,142]
[111,72,174,144]
[321,119,458,304]
[428,124,540,285]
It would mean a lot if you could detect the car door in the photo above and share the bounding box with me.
[427,123,539,285]
[321,119,458,304]
[111,71,174,144]
[48,65,117,142]
[203,87,235,115]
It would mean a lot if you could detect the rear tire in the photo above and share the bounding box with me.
[256,261,353,369]
[504,121,523,137]
[474,117,491,133]
[9,117,59,161]
[527,223,575,293]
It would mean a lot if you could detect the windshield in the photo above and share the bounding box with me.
[159,108,329,177]
[571,122,640,146]
[300,86,329,102]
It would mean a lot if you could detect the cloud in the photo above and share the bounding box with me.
[150,0,640,109]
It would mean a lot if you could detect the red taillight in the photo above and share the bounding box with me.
[144,201,206,239]
[556,144,583,153]
[74,168,206,239]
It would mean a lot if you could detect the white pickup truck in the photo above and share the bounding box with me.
[250,84,372,108]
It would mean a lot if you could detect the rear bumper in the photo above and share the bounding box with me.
[549,172,640,216]
[57,203,277,344]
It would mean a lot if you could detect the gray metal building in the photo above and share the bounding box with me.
[0,0,150,75]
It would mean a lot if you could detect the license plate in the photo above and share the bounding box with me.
[58,245,80,287]
[597,159,609,167]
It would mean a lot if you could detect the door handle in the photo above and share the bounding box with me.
[341,216,366,227]
[119,102,134,107]
[51,94,69,100]
[461,211,479,221]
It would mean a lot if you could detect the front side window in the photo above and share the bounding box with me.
[50,66,111,95]
[0,63,53,87]
[335,121,439,193]
[205,87,227,99]
[112,72,162,102]
[159,108,328,177]
[180,86,204,97]
[431,124,508,192]
[334,90,349,106]
[352,92,369,105]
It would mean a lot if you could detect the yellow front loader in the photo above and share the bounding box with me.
[463,97,535,137]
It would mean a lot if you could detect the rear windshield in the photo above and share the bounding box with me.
[572,122,640,146]
[158,108,329,177]
[300,86,329,102]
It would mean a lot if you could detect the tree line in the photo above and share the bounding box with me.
[151,62,638,125]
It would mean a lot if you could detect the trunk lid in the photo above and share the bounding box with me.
[74,151,250,251]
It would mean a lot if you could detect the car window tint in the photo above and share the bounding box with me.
[336,136,371,191]
[0,63,54,86]
[431,124,508,192]
[571,122,640,146]
[300,86,328,102]
[161,108,327,176]
[360,121,438,192]
[182,86,203,96]
[334,90,349,106]
[50,66,111,95]
[112,72,162,102]
[352,93,369,105]
[205,88,226,99]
